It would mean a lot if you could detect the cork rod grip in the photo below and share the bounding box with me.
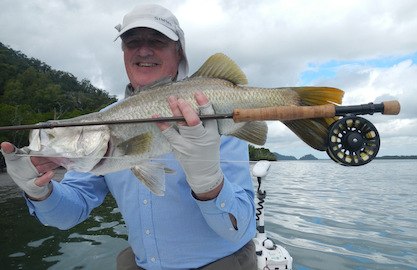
[232,104,336,123]
[382,100,401,115]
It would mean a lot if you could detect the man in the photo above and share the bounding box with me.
[1,4,256,270]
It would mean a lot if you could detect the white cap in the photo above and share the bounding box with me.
[115,4,189,80]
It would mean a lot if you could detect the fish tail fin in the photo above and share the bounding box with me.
[285,87,344,151]
[131,162,175,196]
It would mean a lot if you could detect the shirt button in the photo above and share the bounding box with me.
[151,257,156,262]
[146,230,150,235]
[220,202,226,208]
[229,227,234,231]
[143,199,148,205]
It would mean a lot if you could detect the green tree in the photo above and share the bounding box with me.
[3,80,24,105]
[0,42,117,158]
[248,145,277,161]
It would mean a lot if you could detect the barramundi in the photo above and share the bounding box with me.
[28,53,344,195]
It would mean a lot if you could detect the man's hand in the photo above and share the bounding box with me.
[1,142,58,200]
[155,91,223,200]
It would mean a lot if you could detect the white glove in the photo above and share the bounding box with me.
[1,146,52,199]
[162,102,223,194]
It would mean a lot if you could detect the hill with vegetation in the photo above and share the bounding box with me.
[249,146,320,161]
[273,152,297,160]
[299,154,318,160]
[0,42,117,168]
[249,145,277,161]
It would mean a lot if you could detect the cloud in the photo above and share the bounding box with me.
[1,0,416,157]
[310,57,416,119]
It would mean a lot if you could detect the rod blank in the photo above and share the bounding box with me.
[0,100,400,131]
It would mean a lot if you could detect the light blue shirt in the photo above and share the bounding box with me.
[26,136,256,270]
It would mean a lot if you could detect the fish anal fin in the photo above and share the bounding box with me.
[117,132,153,156]
[284,119,331,151]
[226,121,268,145]
[191,53,248,85]
[131,162,176,196]
[282,86,343,151]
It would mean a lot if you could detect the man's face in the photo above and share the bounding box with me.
[122,28,182,89]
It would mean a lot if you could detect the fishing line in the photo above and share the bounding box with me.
[13,154,262,164]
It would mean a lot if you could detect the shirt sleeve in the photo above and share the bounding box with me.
[25,171,109,230]
[193,137,256,242]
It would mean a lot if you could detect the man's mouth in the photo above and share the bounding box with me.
[136,62,157,67]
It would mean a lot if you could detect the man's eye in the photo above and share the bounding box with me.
[150,39,167,47]
[124,37,170,49]
[126,40,139,48]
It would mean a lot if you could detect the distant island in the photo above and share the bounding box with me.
[376,155,417,160]
[272,152,417,161]
[249,145,320,161]
[273,153,317,160]
[299,154,318,160]
[273,153,318,161]
[248,145,416,161]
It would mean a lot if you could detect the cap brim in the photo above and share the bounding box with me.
[114,19,178,41]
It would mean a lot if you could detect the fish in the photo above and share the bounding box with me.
[27,53,344,195]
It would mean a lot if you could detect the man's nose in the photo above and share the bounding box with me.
[137,41,154,56]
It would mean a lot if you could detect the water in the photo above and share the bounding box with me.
[0,169,129,270]
[260,160,417,270]
[1,160,416,269]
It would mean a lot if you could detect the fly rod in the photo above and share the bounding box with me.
[0,100,400,132]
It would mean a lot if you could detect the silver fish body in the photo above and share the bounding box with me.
[28,53,343,195]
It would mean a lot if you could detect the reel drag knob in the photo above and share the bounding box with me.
[326,116,380,166]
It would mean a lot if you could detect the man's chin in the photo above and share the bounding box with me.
[133,75,164,88]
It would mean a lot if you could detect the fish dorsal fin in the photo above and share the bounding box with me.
[191,53,248,85]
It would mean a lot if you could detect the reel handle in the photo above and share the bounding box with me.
[232,100,400,122]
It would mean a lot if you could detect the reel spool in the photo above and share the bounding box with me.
[327,116,380,166]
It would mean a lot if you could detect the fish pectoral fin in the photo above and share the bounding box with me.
[130,162,176,196]
[28,129,41,151]
[190,53,248,85]
[117,132,154,156]
[226,121,268,145]
[163,167,176,175]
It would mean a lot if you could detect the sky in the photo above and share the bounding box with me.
[1,0,416,159]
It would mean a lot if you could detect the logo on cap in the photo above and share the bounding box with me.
[154,16,173,27]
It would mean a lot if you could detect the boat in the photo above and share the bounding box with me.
[252,160,293,270]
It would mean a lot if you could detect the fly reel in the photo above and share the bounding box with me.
[327,116,380,166]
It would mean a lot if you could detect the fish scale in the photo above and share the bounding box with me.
[27,53,343,195]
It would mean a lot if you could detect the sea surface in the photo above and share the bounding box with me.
[0,159,416,270]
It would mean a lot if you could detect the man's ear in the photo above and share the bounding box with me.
[177,44,183,60]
